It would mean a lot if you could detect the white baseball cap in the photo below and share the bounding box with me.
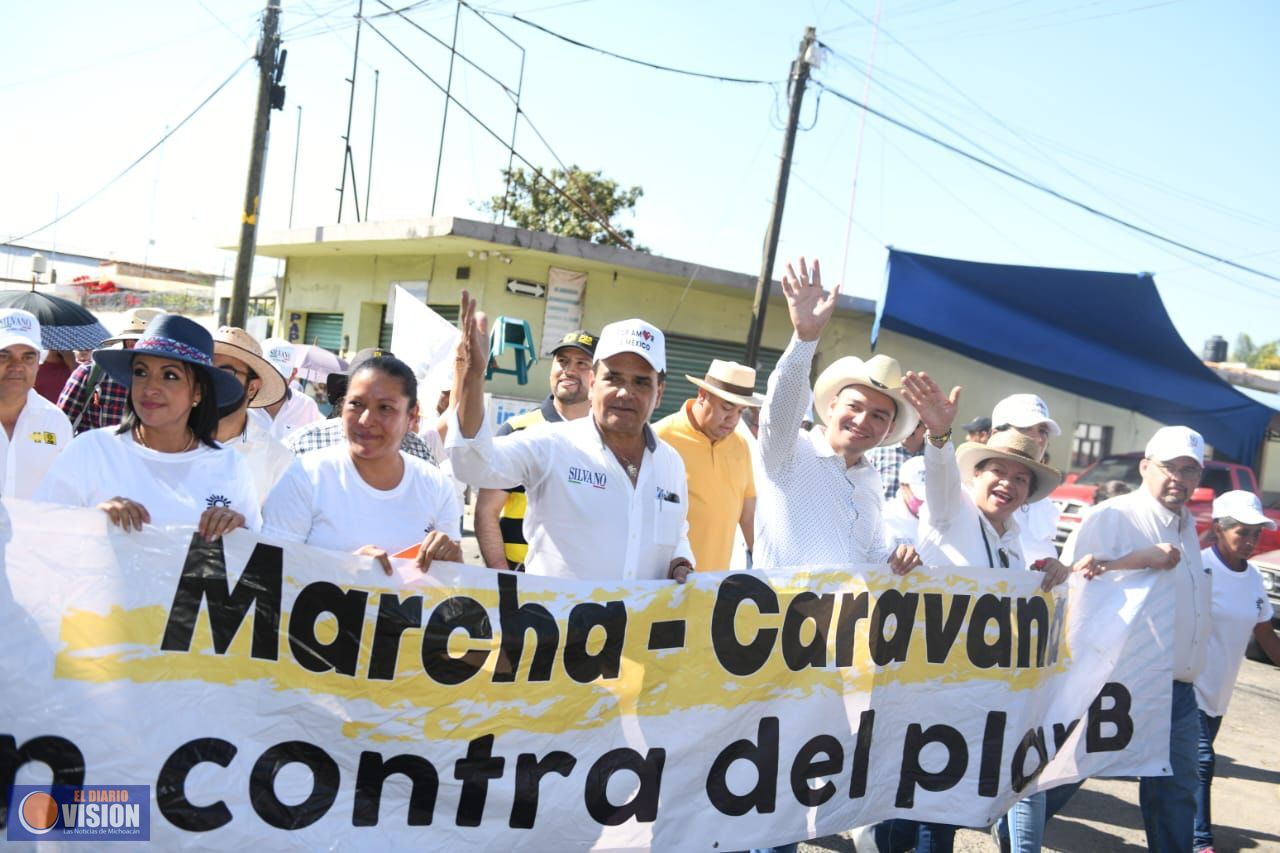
[992,393,1061,436]
[594,319,666,373]
[899,455,926,493]
[1212,490,1276,529]
[1145,426,1205,466]
[261,337,297,376]
[0,309,45,359]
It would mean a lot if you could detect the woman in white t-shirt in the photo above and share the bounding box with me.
[262,355,461,574]
[36,314,260,537]
[1193,490,1280,852]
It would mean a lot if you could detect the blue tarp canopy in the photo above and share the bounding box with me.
[874,249,1274,464]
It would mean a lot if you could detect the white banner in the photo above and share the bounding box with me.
[0,499,1172,850]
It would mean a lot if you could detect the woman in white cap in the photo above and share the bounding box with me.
[36,313,259,538]
[990,394,1061,562]
[1193,490,1280,853]
[262,355,462,575]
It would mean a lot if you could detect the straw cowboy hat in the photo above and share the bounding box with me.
[812,354,920,446]
[212,327,287,408]
[101,307,167,347]
[686,359,765,408]
[955,430,1063,505]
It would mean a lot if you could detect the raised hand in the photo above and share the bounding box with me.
[780,257,841,342]
[901,371,961,436]
[455,290,490,381]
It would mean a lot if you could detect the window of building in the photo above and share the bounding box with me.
[1071,422,1113,469]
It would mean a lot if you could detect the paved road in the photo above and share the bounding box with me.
[458,507,1280,852]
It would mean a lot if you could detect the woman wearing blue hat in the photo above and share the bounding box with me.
[35,314,261,537]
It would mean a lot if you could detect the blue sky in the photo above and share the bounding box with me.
[1,0,1276,354]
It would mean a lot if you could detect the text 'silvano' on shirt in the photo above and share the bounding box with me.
[448,411,693,581]
[261,444,460,553]
[1194,546,1274,717]
[34,426,261,530]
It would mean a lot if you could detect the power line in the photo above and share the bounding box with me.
[5,57,252,245]
[481,11,776,85]
[813,79,1280,285]
[359,18,636,248]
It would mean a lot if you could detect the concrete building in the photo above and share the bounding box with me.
[248,216,1197,478]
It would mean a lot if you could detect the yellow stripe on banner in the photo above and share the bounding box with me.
[53,570,1070,743]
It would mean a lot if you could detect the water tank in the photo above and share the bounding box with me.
[1203,335,1227,362]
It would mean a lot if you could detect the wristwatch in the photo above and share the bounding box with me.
[926,428,952,447]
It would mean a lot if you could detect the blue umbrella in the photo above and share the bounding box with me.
[0,290,110,350]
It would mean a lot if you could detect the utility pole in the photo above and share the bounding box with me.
[230,0,286,329]
[744,26,818,368]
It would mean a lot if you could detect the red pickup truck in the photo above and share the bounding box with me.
[1051,453,1280,552]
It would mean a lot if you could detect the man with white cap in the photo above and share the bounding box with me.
[0,309,72,498]
[990,393,1062,562]
[449,292,694,582]
[1050,425,1214,852]
[57,307,164,434]
[211,327,294,506]
[1193,490,1280,853]
[655,359,763,571]
[250,338,322,440]
[753,257,920,575]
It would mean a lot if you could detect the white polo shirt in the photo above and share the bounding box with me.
[1195,546,1273,717]
[447,411,694,581]
[1,389,72,499]
[917,440,1027,571]
[1063,488,1211,682]
[1019,498,1060,563]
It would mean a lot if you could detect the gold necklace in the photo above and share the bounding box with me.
[613,448,642,482]
[135,425,196,453]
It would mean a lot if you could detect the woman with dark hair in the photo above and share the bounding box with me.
[262,355,462,574]
[35,314,259,538]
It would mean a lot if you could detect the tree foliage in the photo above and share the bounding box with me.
[1231,333,1280,369]
[483,165,646,250]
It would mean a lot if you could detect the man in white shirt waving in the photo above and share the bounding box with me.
[754,257,919,574]
[0,309,72,499]
[448,292,694,582]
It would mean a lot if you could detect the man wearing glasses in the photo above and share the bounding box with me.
[211,327,295,506]
[1053,425,1213,853]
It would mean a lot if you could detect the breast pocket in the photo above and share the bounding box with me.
[653,488,684,547]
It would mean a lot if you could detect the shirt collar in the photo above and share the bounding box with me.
[807,426,875,471]
[589,417,658,453]
[1136,487,1185,529]
[539,394,563,423]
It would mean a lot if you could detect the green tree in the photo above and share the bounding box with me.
[1253,341,1280,369]
[1232,333,1257,364]
[483,165,646,250]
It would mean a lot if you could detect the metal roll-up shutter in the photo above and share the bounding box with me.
[302,312,344,353]
[380,304,459,352]
[654,333,782,420]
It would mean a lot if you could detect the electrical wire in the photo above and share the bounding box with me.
[5,57,253,245]
[359,18,637,248]
[481,11,776,85]
[813,79,1280,284]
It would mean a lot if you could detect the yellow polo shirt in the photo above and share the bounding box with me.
[654,399,755,571]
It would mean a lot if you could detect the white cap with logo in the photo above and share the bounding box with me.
[261,337,298,377]
[1211,490,1276,529]
[594,319,666,373]
[992,393,1061,436]
[1145,426,1205,466]
[0,309,45,359]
